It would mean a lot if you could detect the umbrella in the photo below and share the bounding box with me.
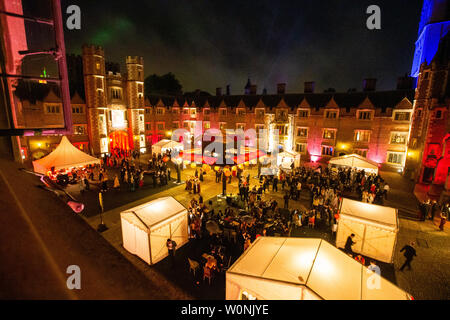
[241,215,254,223]
[206,220,221,234]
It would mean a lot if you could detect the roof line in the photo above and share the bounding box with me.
[305,239,323,286]
[260,237,287,279]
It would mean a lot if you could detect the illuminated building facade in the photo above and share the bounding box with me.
[82,45,146,156]
[406,0,450,200]
[145,79,415,171]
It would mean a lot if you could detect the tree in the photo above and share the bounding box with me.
[144,72,182,97]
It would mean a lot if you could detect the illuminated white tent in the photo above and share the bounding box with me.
[329,154,379,174]
[151,139,183,155]
[277,150,301,169]
[336,198,399,263]
[120,196,188,265]
[32,136,100,175]
[226,237,411,300]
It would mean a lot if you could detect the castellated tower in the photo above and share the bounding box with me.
[126,56,146,151]
[82,45,108,155]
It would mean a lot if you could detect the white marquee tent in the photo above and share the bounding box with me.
[120,196,188,265]
[277,150,301,169]
[151,139,183,155]
[329,154,379,174]
[336,198,399,263]
[226,237,411,300]
[32,136,100,175]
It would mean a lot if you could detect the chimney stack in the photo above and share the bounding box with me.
[226,85,231,95]
[216,87,222,96]
[262,88,267,95]
[396,75,414,90]
[363,78,377,92]
[250,84,257,95]
[304,81,315,93]
[277,83,286,94]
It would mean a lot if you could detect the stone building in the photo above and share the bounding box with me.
[82,45,146,156]
[405,0,450,200]
[405,33,450,199]
[144,78,415,171]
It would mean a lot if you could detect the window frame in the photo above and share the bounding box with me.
[354,130,371,143]
[392,110,412,122]
[296,127,309,138]
[386,151,404,165]
[324,109,339,119]
[322,128,337,140]
[389,131,408,145]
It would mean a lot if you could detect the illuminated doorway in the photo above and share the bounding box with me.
[109,131,130,155]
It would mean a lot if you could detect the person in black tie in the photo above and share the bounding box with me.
[399,242,417,271]
[344,234,356,256]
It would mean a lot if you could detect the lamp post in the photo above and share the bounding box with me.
[222,172,227,196]
[176,162,181,183]
[97,192,108,232]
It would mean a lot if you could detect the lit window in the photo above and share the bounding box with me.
[256,109,265,117]
[390,132,408,145]
[204,122,211,129]
[73,125,86,135]
[172,122,180,129]
[323,129,336,140]
[157,122,164,131]
[393,111,411,121]
[387,152,404,165]
[354,130,370,142]
[236,123,245,130]
[297,127,308,138]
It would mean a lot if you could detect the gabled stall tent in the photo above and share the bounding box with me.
[120,196,189,265]
[336,198,399,263]
[151,139,183,155]
[32,136,101,175]
[277,150,301,169]
[328,154,379,174]
[226,237,412,300]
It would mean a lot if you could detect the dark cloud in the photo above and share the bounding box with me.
[62,0,423,94]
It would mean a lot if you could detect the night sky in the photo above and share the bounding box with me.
[62,0,423,94]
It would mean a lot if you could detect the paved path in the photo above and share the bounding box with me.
[87,167,450,300]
